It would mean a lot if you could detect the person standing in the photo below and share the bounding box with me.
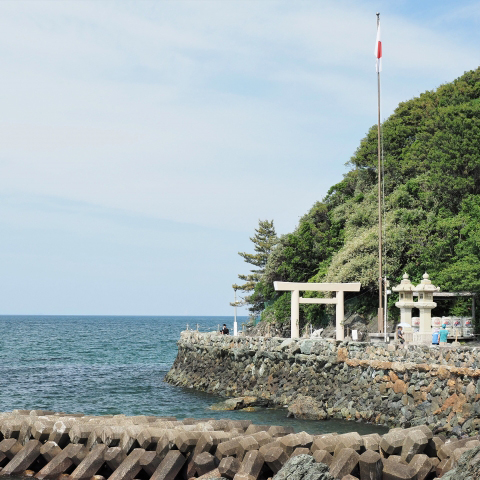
[397,326,404,344]
[439,324,448,346]
[220,324,229,335]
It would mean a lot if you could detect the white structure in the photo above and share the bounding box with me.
[393,272,440,344]
[414,273,440,343]
[392,273,416,331]
[233,289,238,336]
[273,281,361,341]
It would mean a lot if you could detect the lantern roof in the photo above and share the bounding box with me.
[415,272,441,293]
[392,273,415,292]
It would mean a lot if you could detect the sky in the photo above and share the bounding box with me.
[0,0,479,316]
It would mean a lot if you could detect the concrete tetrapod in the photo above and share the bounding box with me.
[193,451,219,476]
[100,426,124,448]
[258,441,281,458]
[236,436,260,461]
[267,426,294,438]
[291,447,310,457]
[32,421,54,444]
[35,443,86,480]
[278,432,313,456]
[380,430,407,456]
[150,450,186,480]
[108,448,145,480]
[0,438,23,463]
[175,431,202,454]
[329,447,360,479]
[0,410,479,479]
[401,430,428,463]
[137,428,167,450]
[70,443,108,480]
[362,434,382,452]
[193,431,231,458]
[85,427,105,450]
[250,431,272,447]
[311,434,339,454]
[409,454,434,480]
[313,450,333,467]
[218,456,241,479]
[155,433,175,463]
[39,441,62,463]
[358,449,382,480]
[0,419,23,441]
[382,456,417,480]
[233,449,264,480]
[263,446,288,474]
[139,450,163,476]
[437,437,472,460]
[215,439,242,461]
[0,439,43,475]
[48,421,72,448]
[422,435,442,456]
[336,432,364,452]
[18,421,33,446]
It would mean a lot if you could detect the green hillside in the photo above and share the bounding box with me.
[252,67,480,328]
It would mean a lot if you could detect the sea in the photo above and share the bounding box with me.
[0,315,387,436]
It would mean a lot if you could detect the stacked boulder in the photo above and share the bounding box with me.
[166,332,480,435]
[0,410,477,479]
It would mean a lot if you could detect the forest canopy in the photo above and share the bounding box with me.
[250,67,480,326]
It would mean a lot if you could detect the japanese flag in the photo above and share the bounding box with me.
[375,21,382,73]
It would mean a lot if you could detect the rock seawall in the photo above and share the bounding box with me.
[165,332,480,435]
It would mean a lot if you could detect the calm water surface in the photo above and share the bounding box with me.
[0,315,387,435]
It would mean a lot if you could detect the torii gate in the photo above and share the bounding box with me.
[273,281,361,341]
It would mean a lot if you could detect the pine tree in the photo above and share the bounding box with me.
[233,220,277,314]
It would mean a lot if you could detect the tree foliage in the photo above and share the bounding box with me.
[253,67,480,325]
[234,219,277,315]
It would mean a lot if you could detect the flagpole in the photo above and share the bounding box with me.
[376,12,384,334]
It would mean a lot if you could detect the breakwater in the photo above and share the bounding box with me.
[0,410,478,479]
[165,331,480,435]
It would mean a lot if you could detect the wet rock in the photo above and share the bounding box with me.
[287,396,327,420]
[272,454,334,479]
[439,444,480,479]
[210,398,244,411]
[167,332,480,433]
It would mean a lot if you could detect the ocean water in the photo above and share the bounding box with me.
[0,315,387,435]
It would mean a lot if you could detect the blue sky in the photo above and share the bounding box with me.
[0,0,479,315]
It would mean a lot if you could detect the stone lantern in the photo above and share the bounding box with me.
[393,273,416,331]
[414,273,440,342]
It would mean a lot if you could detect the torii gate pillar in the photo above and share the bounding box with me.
[274,281,361,341]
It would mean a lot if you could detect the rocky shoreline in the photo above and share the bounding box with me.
[165,331,480,435]
[0,410,477,479]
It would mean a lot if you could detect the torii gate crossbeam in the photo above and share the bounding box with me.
[274,281,361,341]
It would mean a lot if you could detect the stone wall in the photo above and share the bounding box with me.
[165,332,480,435]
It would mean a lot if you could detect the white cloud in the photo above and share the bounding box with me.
[0,0,479,313]
[0,1,477,235]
